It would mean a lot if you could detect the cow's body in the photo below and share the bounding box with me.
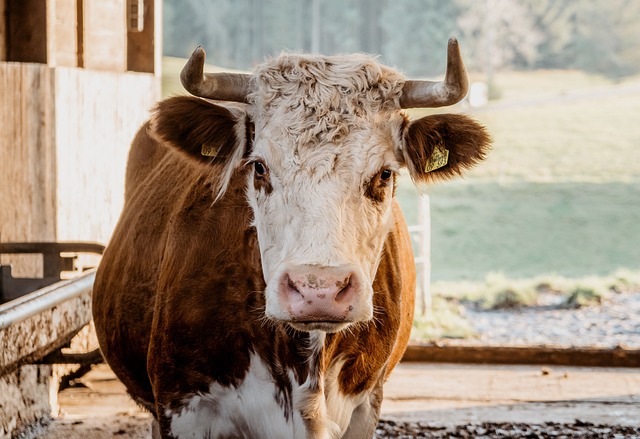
[94,125,414,437]
[93,39,489,438]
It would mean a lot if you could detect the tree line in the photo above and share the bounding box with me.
[164,0,640,79]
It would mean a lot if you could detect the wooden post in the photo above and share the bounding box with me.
[127,0,162,75]
[0,0,6,61]
[419,195,432,316]
[6,0,47,64]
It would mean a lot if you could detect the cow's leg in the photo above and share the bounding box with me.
[341,383,383,439]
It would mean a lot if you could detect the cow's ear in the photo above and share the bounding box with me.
[401,113,490,183]
[150,96,250,167]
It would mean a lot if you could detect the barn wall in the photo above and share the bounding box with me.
[54,68,157,243]
[82,0,127,71]
[0,63,158,270]
[48,0,79,67]
[0,63,57,277]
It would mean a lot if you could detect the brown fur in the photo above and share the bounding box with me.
[402,113,491,184]
[92,119,416,436]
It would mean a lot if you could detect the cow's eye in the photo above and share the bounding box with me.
[380,169,393,182]
[254,161,267,177]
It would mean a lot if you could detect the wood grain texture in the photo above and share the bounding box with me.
[0,63,56,277]
[48,0,79,67]
[127,0,162,74]
[54,67,158,244]
[0,63,158,276]
[82,0,126,71]
[7,0,47,63]
[0,0,6,61]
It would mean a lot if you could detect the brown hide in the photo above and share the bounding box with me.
[92,123,415,417]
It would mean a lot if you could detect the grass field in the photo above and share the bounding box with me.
[398,70,640,283]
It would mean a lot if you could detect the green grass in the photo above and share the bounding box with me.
[398,180,640,281]
[411,296,477,341]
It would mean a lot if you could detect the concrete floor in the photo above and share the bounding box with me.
[39,362,640,438]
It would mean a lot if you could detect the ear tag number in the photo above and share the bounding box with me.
[201,144,218,157]
[424,144,449,173]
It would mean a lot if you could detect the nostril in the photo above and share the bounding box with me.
[334,275,353,302]
[286,276,302,296]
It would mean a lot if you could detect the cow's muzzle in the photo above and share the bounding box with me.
[273,264,372,332]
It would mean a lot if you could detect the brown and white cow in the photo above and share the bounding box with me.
[92,38,490,438]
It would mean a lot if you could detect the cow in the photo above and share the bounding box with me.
[92,38,490,439]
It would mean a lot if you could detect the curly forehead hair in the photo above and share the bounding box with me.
[249,53,406,146]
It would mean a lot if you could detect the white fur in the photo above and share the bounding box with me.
[169,354,307,439]
[168,349,368,439]
[241,55,408,324]
[324,358,369,435]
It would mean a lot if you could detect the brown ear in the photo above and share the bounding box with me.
[150,96,251,167]
[402,113,490,183]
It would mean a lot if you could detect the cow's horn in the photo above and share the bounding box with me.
[400,37,469,109]
[180,46,252,102]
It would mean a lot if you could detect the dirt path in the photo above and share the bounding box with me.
[36,362,639,438]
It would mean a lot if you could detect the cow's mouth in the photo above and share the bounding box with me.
[287,321,352,333]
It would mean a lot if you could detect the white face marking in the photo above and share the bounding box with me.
[243,53,407,329]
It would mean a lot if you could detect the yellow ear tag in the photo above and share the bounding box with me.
[201,144,218,157]
[424,144,449,173]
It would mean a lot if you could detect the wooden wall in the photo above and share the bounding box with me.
[0,64,158,274]
[54,68,157,243]
[48,0,79,67]
[0,0,160,72]
[82,0,127,71]
[0,64,57,277]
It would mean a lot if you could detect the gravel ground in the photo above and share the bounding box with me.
[375,419,640,438]
[460,291,640,348]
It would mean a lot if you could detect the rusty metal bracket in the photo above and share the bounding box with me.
[0,242,104,304]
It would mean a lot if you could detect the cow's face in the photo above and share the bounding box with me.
[152,48,490,333]
[244,55,407,332]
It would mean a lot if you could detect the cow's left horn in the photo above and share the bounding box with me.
[180,46,252,102]
[400,37,469,109]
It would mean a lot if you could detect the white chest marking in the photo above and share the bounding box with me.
[168,354,369,439]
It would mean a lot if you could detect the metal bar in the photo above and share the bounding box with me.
[0,270,95,330]
[0,241,105,255]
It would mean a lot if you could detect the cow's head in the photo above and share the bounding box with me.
[152,38,490,333]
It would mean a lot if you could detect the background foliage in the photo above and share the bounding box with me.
[164,0,640,79]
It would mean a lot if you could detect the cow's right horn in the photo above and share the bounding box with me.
[180,46,252,103]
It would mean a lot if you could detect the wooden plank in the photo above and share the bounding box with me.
[127,0,161,74]
[7,0,47,63]
[82,0,126,71]
[402,343,640,368]
[48,0,79,67]
[0,0,6,61]
[0,63,56,277]
[54,68,158,243]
